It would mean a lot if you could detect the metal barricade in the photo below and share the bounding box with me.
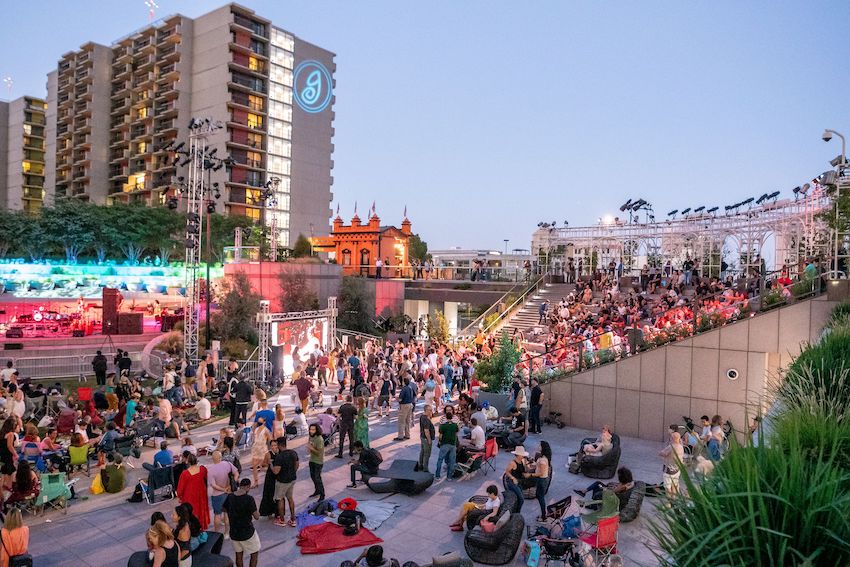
[9,350,154,381]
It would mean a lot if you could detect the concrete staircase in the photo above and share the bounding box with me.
[500,283,576,338]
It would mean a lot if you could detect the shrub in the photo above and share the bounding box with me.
[649,440,850,566]
[475,333,520,393]
[782,329,850,414]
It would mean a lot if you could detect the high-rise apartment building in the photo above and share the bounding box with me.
[42,2,335,246]
[0,96,47,212]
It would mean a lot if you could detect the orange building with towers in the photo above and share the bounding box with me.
[311,208,412,277]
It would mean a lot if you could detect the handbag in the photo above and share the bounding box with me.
[0,530,33,567]
[90,472,105,495]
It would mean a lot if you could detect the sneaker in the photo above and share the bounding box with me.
[574,489,586,497]
[450,524,464,532]
[288,519,297,527]
[393,437,405,441]
[273,519,287,527]
[347,483,357,488]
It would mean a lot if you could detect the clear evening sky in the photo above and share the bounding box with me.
[2,1,848,251]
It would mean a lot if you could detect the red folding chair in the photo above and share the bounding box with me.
[482,437,498,475]
[579,515,619,562]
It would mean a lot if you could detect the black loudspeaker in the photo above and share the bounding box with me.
[5,328,23,339]
[103,288,121,334]
[72,330,85,337]
[3,343,23,350]
[117,313,144,335]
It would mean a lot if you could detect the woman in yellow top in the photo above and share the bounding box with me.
[0,509,29,567]
[474,330,485,353]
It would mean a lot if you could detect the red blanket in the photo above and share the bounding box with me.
[296,522,383,555]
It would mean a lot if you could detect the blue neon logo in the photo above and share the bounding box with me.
[293,60,333,114]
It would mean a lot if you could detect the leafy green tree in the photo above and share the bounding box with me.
[211,271,261,344]
[292,234,313,258]
[41,200,98,263]
[337,276,376,334]
[408,233,430,262]
[0,210,21,258]
[475,332,520,393]
[207,213,258,262]
[278,269,319,312]
[426,308,450,343]
[11,211,47,261]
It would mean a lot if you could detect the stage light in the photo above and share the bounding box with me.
[206,202,216,214]
[667,210,678,217]
[601,215,614,225]
[173,142,185,152]
[693,206,705,213]
[800,183,810,194]
[756,194,768,204]
[619,199,633,212]
[681,208,691,215]
[819,171,838,186]
[166,197,178,210]
[768,191,780,200]
[830,155,846,168]
[707,207,719,214]
[741,197,754,207]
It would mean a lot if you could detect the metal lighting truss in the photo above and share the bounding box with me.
[182,118,223,364]
[532,186,833,277]
[255,297,338,381]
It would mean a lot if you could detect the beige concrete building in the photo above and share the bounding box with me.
[42,2,336,247]
[0,96,47,212]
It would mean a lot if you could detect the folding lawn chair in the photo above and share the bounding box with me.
[141,466,175,505]
[578,515,619,563]
[454,453,484,481]
[481,437,498,476]
[67,445,92,477]
[34,472,72,515]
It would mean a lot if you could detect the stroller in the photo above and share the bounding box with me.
[309,389,324,408]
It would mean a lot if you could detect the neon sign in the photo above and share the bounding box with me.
[293,60,333,114]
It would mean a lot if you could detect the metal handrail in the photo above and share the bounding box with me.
[458,275,542,338]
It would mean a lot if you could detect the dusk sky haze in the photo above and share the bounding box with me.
[1,1,848,251]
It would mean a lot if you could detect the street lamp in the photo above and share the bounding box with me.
[824,129,847,275]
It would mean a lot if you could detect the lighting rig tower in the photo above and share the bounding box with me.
[162,118,233,363]
[259,177,280,262]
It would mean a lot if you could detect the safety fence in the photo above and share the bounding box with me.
[5,351,165,382]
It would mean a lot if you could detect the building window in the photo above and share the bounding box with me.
[247,132,263,149]
[248,94,264,111]
[245,207,260,221]
[246,151,262,168]
[341,249,351,266]
[360,249,370,267]
[138,106,148,119]
[247,113,263,129]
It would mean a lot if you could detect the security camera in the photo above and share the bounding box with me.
[823,130,833,142]
[726,368,739,381]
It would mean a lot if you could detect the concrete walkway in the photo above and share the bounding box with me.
[27,389,664,566]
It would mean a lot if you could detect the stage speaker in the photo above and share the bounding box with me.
[102,287,121,335]
[72,330,85,337]
[117,313,144,335]
[3,343,23,350]
[5,328,23,339]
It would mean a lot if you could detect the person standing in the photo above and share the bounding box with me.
[118,351,132,378]
[223,478,261,567]
[227,370,239,427]
[336,396,356,458]
[435,406,459,481]
[375,257,383,279]
[660,431,685,497]
[234,376,253,427]
[91,350,108,386]
[317,351,329,388]
[417,404,435,473]
[271,436,298,528]
[293,369,313,415]
[176,453,210,530]
[395,376,414,441]
[538,300,549,324]
[353,397,370,449]
[307,424,325,500]
[529,378,544,434]
[207,450,239,536]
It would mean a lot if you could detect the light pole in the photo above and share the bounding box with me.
[824,129,847,275]
[503,239,509,255]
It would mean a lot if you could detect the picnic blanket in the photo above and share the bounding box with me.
[346,500,399,530]
[297,522,383,555]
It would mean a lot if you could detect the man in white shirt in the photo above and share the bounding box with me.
[460,418,486,452]
[0,361,16,387]
[195,396,212,420]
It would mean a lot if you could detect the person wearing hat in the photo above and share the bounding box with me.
[337,498,366,535]
[502,446,528,510]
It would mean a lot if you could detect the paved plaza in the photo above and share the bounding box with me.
[27,388,665,566]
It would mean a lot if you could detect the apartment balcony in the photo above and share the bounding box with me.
[110,135,128,147]
[158,64,179,80]
[77,51,90,64]
[72,184,88,197]
[132,72,155,89]
[154,102,178,117]
[57,78,71,92]
[58,60,72,72]
[76,119,92,134]
[22,187,45,201]
[155,82,179,101]
[157,25,179,45]
[136,55,155,72]
[231,13,268,39]
[74,85,92,100]
[109,165,128,179]
[154,119,178,134]
[111,97,130,113]
[24,114,46,126]
[58,96,72,109]
[72,167,89,181]
[230,57,268,77]
[229,74,266,95]
[76,69,90,81]
[159,44,179,62]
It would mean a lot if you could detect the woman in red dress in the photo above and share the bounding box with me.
[175,453,210,530]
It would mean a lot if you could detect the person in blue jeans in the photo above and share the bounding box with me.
[502,445,528,510]
[435,407,459,481]
[522,441,552,521]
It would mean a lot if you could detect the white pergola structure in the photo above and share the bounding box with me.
[532,185,832,278]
